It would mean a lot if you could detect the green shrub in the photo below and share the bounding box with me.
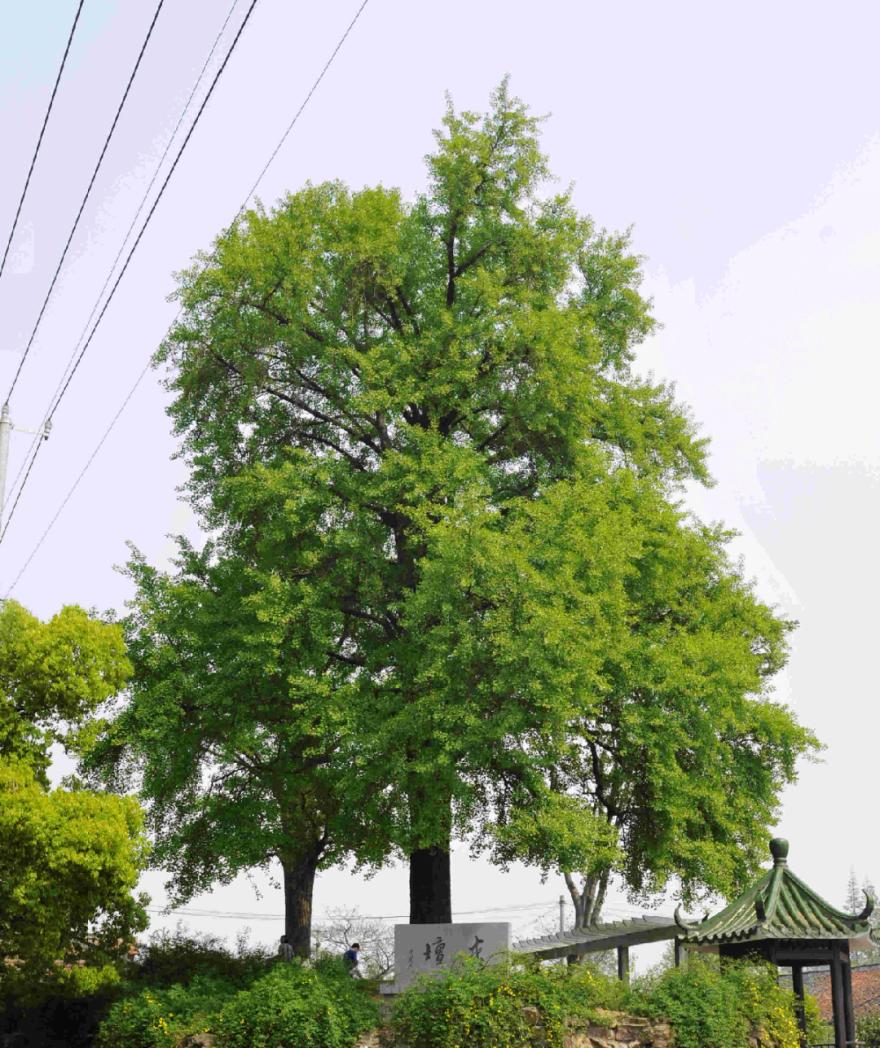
[638,957,805,1048]
[390,954,817,1048]
[214,958,379,1048]
[95,974,233,1048]
[131,926,271,988]
[391,956,631,1048]
[859,1012,880,1047]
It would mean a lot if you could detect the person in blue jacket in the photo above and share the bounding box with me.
[342,942,362,977]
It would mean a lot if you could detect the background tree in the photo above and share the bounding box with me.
[846,869,863,916]
[313,908,395,979]
[0,600,145,1002]
[843,870,880,965]
[148,81,815,923]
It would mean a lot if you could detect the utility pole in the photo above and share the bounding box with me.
[0,404,12,525]
[0,403,51,530]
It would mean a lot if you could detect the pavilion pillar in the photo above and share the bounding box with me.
[673,939,682,968]
[617,946,630,984]
[830,943,848,1048]
[791,964,807,1048]
[842,944,855,1046]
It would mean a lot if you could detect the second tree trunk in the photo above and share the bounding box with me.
[282,851,319,957]
[409,845,451,923]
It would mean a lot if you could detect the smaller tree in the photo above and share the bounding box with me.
[845,871,880,965]
[845,869,863,915]
[0,598,144,1003]
[0,758,148,1003]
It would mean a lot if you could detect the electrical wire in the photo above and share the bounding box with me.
[145,898,561,922]
[0,0,242,534]
[2,0,372,589]
[0,0,261,549]
[4,0,166,404]
[0,0,86,286]
[41,0,243,433]
[46,0,262,422]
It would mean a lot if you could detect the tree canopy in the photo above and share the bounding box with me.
[99,82,817,937]
[0,599,130,780]
[87,543,385,957]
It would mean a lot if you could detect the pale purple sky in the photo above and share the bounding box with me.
[2,1,878,962]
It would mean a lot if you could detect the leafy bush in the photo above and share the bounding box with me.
[214,958,379,1048]
[390,954,816,1048]
[391,956,630,1048]
[638,956,808,1048]
[131,925,271,989]
[95,975,233,1048]
[859,1012,880,1047]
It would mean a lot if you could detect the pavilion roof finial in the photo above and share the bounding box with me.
[769,837,789,866]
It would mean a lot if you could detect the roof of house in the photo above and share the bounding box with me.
[792,964,880,1021]
[678,839,874,947]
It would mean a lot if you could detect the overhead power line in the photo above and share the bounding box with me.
[43,0,243,426]
[46,0,262,425]
[0,0,262,549]
[4,0,167,404]
[2,0,372,589]
[145,898,561,922]
[0,0,242,532]
[0,0,86,285]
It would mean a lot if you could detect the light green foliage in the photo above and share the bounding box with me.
[143,79,816,914]
[0,599,130,779]
[94,929,270,1047]
[639,957,817,1048]
[859,1013,880,1046]
[85,539,385,953]
[0,600,144,1003]
[548,504,817,906]
[391,957,629,1048]
[0,757,147,1003]
[391,956,813,1048]
[213,959,379,1048]
[95,937,375,1048]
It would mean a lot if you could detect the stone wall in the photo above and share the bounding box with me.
[363,1009,675,1047]
[526,1008,673,1048]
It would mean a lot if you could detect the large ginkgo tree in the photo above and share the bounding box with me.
[92,82,816,948]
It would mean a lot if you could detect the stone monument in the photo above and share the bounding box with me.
[386,922,512,992]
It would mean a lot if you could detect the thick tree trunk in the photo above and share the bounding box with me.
[282,850,319,958]
[409,845,452,923]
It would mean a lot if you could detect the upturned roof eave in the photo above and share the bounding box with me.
[680,839,874,946]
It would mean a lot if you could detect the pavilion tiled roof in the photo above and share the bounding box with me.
[678,839,875,947]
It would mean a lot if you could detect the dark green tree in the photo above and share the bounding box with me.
[114,82,815,925]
